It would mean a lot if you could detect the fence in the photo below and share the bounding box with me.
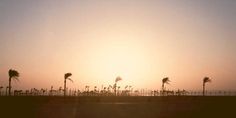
[1,88,236,96]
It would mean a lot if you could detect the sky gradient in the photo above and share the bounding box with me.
[0,0,236,91]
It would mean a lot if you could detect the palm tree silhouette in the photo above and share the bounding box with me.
[0,86,3,96]
[114,76,122,96]
[8,69,20,96]
[203,77,211,96]
[64,73,72,96]
[162,77,170,91]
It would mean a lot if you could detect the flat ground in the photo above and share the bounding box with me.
[0,96,235,118]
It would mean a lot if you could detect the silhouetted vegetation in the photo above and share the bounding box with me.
[203,77,212,96]
[64,73,72,96]
[114,76,122,96]
[8,69,20,96]
[0,69,234,97]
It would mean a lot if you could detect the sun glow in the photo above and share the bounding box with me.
[81,38,152,88]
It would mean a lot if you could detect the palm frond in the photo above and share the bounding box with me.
[64,73,72,79]
[13,77,20,82]
[162,77,170,84]
[8,69,20,80]
[203,77,211,83]
[115,76,122,83]
[68,78,73,83]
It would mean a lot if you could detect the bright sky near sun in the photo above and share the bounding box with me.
[0,0,236,91]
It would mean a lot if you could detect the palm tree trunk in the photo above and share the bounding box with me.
[162,83,164,96]
[114,83,117,96]
[203,83,205,96]
[162,83,164,91]
[64,79,66,96]
[9,77,11,96]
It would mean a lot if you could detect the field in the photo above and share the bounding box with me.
[0,96,235,118]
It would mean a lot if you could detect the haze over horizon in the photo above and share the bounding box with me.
[0,0,236,91]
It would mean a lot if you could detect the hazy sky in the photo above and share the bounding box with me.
[0,0,236,91]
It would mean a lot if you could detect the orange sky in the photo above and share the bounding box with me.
[0,0,236,91]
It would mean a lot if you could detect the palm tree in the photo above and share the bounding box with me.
[0,86,3,96]
[162,77,170,91]
[114,76,122,96]
[203,77,211,96]
[8,69,20,96]
[64,73,72,96]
